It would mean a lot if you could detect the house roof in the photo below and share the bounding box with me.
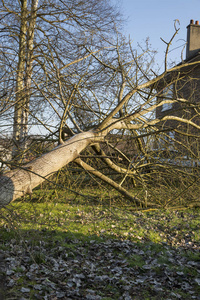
[152,52,200,91]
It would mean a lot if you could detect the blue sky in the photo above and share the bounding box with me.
[114,0,200,70]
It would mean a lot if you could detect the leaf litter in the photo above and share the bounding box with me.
[0,208,200,299]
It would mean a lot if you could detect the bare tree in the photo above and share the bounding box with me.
[0,16,200,208]
[0,0,119,160]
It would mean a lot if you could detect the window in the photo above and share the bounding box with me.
[161,85,174,112]
[168,131,175,139]
[157,131,175,149]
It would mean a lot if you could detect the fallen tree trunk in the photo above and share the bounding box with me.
[0,131,101,206]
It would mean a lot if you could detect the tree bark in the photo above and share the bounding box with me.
[0,131,100,206]
[12,0,28,160]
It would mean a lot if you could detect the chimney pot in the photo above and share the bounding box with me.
[190,19,194,24]
[196,20,199,25]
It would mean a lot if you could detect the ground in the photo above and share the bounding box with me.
[0,191,200,299]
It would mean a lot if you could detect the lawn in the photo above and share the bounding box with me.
[0,188,200,299]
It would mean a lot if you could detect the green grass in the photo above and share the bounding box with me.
[1,188,200,245]
[126,254,146,268]
[0,187,200,299]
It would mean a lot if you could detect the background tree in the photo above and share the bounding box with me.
[0,0,119,160]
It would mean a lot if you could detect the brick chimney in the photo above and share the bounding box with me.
[186,19,200,59]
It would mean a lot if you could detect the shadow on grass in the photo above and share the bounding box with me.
[0,196,200,299]
[0,225,200,300]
